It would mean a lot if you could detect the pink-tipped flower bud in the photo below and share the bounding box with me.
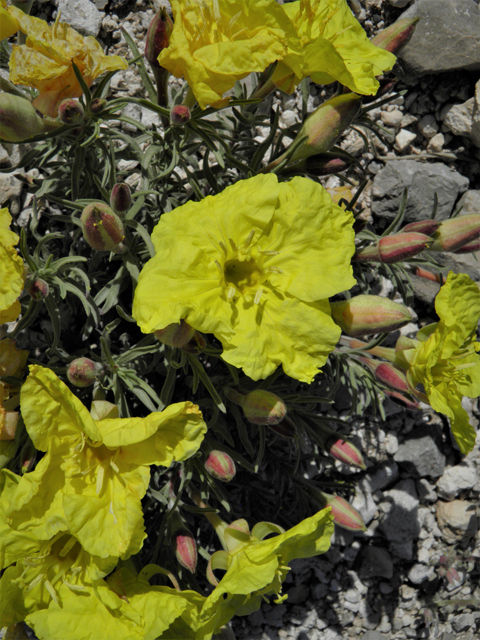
[145,8,173,108]
[324,494,367,532]
[428,214,480,253]
[205,450,236,482]
[383,389,420,410]
[80,202,125,252]
[325,436,366,469]
[330,295,412,337]
[89,98,107,114]
[0,93,57,142]
[66,357,98,388]
[172,529,197,574]
[371,17,420,54]
[109,182,132,214]
[402,220,441,237]
[154,320,196,348]
[57,98,84,125]
[171,105,191,125]
[353,232,432,263]
[20,438,37,474]
[375,362,410,394]
[28,278,49,301]
[224,388,287,425]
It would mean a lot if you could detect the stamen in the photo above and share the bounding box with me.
[219,241,228,255]
[214,259,223,272]
[27,573,46,591]
[228,237,237,252]
[227,286,236,300]
[96,465,105,496]
[268,266,284,274]
[212,0,221,24]
[62,579,89,592]
[109,500,117,524]
[258,249,279,256]
[110,459,120,473]
[254,288,263,305]
[243,230,255,249]
[44,579,59,604]
[59,537,77,558]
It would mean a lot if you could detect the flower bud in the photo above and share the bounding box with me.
[145,8,173,107]
[402,220,441,236]
[89,98,107,114]
[323,494,367,532]
[20,437,37,474]
[353,232,432,263]
[66,357,98,388]
[27,278,49,301]
[154,320,196,348]
[283,154,351,177]
[57,98,84,125]
[375,362,410,393]
[172,528,197,574]
[224,388,287,425]
[109,182,132,214]
[0,93,52,142]
[452,238,480,254]
[325,436,366,469]
[80,202,125,252]
[427,214,480,252]
[205,450,236,482]
[371,18,420,54]
[170,104,191,125]
[330,295,412,337]
[383,389,420,410]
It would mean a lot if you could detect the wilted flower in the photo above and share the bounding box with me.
[0,208,24,324]
[5,8,127,116]
[133,174,355,382]
[7,366,207,560]
[398,272,480,454]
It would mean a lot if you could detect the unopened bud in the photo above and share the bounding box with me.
[172,529,197,574]
[371,17,420,54]
[89,98,107,114]
[171,105,191,125]
[428,214,480,252]
[20,437,37,474]
[323,493,367,532]
[353,232,432,263]
[325,436,366,469]
[145,8,173,69]
[224,388,287,425]
[27,278,49,301]
[330,295,412,337]
[205,450,236,482]
[154,320,196,348]
[109,182,132,214]
[284,154,351,177]
[383,389,419,410]
[0,93,56,142]
[57,99,84,125]
[66,357,98,388]
[80,202,125,252]
[375,362,410,393]
[453,238,480,254]
[402,220,441,236]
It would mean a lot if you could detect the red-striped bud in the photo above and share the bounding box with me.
[172,529,197,574]
[205,450,236,482]
[80,202,125,252]
[110,182,132,214]
[283,154,351,177]
[375,362,410,393]
[57,98,84,125]
[371,18,419,54]
[325,436,366,469]
[453,238,480,254]
[145,8,173,108]
[224,387,287,425]
[28,278,49,301]
[428,214,480,252]
[384,389,420,410]
[353,232,432,263]
[323,494,367,532]
[402,220,441,236]
[170,105,191,125]
[66,358,98,388]
[331,295,412,337]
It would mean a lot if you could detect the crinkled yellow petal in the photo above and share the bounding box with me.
[0,338,28,378]
[0,5,19,41]
[0,208,24,324]
[428,384,476,455]
[159,0,297,109]
[20,365,102,449]
[435,272,480,343]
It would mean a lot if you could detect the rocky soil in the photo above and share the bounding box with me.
[2,1,480,640]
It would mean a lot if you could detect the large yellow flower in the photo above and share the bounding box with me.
[272,0,396,95]
[400,272,480,454]
[157,0,298,109]
[133,174,356,382]
[2,4,127,117]
[0,207,24,325]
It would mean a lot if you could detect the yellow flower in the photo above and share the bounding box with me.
[0,207,24,325]
[157,0,298,109]
[133,174,356,382]
[5,7,127,117]
[7,366,207,560]
[0,338,27,444]
[272,0,396,95]
[400,272,480,454]
[0,0,18,40]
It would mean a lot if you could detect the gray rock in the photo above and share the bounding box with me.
[416,478,437,504]
[369,460,400,492]
[286,584,310,605]
[351,478,377,525]
[457,189,480,215]
[394,425,446,478]
[394,128,417,152]
[361,632,389,640]
[472,79,480,147]
[0,171,23,209]
[451,613,475,632]
[395,0,480,80]
[379,479,420,559]
[436,499,478,543]
[418,114,439,139]
[359,546,394,579]
[436,462,477,500]
[372,160,469,222]
[442,99,475,139]
[407,563,435,584]
[56,0,103,36]
[427,133,445,153]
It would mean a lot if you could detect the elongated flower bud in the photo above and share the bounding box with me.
[110,182,132,214]
[375,362,410,393]
[224,387,287,425]
[453,238,480,254]
[428,214,480,252]
[384,389,420,410]
[353,232,432,263]
[145,8,173,107]
[265,94,362,172]
[20,437,37,474]
[205,450,236,482]
[154,320,196,348]
[28,278,49,301]
[0,93,59,142]
[283,154,351,177]
[322,493,367,531]
[80,202,125,252]
[172,528,197,574]
[66,358,98,388]
[325,436,366,469]
[371,18,419,54]
[402,220,441,236]
[331,295,412,337]
[57,99,84,125]
[171,105,191,125]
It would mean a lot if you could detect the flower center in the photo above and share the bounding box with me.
[224,257,265,291]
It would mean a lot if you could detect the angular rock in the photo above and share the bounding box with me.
[451,613,475,633]
[394,425,446,478]
[436,462,477,501]
[436,500,478,543]
[395,0,480,80]
[417,114,439,139]
[427,133,445,153]
[359,546,394,579]
[442,99,474,139]
[372,160,469,222]
[368,460,400,492]
[56,0,103,36]
[379,479,420,559]
[394,128,417,152]
[407,563,435,584]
